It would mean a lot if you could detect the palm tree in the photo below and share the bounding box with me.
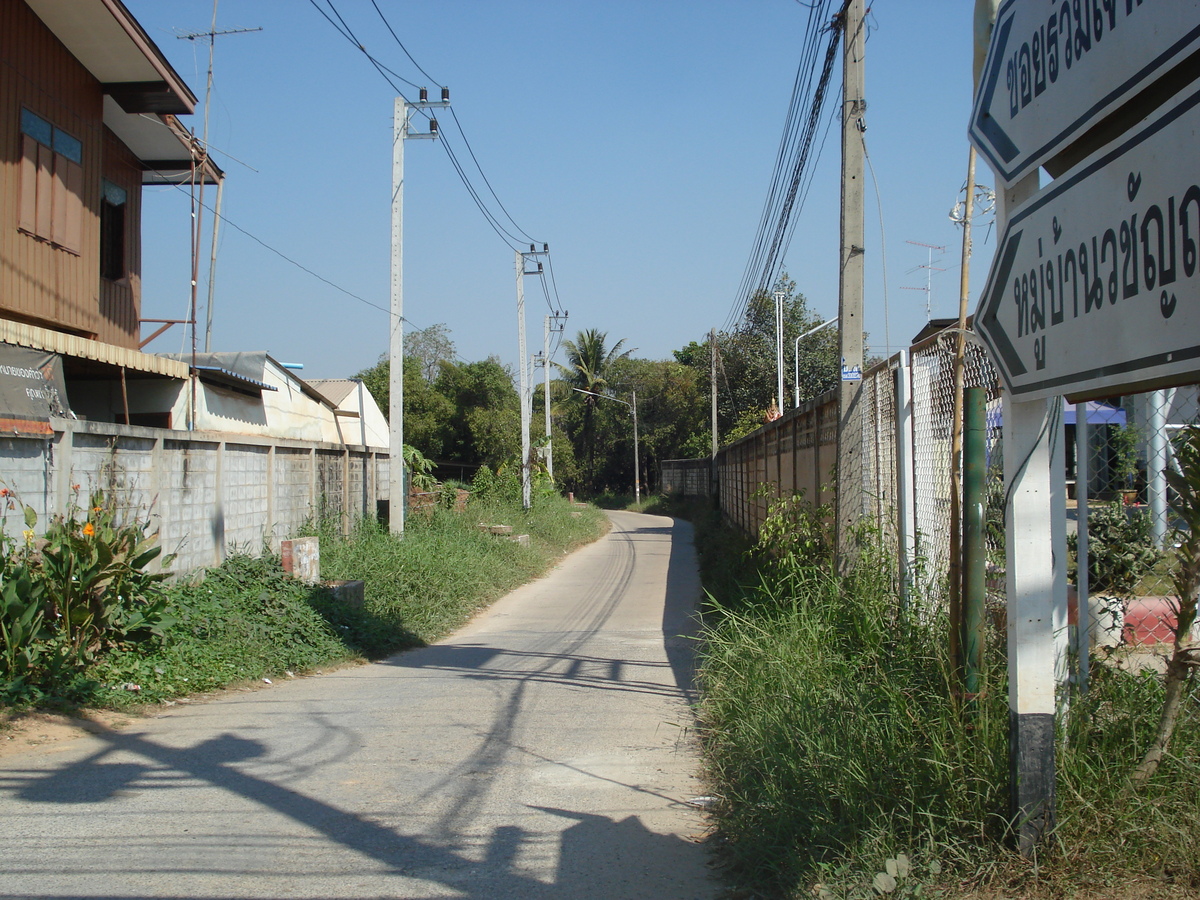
[557,329,631,488]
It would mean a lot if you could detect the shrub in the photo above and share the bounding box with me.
[1068,500,1162,595]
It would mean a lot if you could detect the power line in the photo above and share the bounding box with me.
[725,0,845,331]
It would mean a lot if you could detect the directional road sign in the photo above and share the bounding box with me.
[970,0,1200,186]
[975,81,1200,401]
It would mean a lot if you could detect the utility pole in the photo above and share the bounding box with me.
[711,328,719,496]
[391,88,449,534]
[538,313,567,480]
[836,0,866,567]
[516,244,549,510]
[710,328,718,458]
[177,5,260,352]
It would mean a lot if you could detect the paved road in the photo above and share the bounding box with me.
[0,511,717,899]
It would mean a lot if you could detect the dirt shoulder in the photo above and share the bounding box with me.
[0,709,137,759]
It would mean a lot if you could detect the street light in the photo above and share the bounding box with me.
[573,388,639,504]
[794,318,837,409]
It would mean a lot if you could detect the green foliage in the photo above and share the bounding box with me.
[684,486,1200,898]
[676,272,837,444]
[314,494,606,647]
[557,328,632,490]
[93,554,357,702]
[697,531,1008,896]
[1,488,173,705]
[2,487,606,711]
[755,490,833,571]
[403,444,437,493]
[1109,421,1141,489]
[1068,500,1163,596]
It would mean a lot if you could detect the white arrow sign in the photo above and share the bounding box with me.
[970,0,1200,187]
[975,81,1200,401]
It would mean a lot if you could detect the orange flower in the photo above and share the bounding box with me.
[82,522,95,536]
[93,506,103,513]
[0,488,9,497]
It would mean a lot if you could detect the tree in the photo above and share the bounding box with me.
[405,323,456,383]
[676,272,837,445]
[435,357,520,468]
[556,329,632,488]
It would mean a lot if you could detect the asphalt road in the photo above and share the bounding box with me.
[0,510,718,899]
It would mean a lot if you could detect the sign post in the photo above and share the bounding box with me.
[971,0,1200,858]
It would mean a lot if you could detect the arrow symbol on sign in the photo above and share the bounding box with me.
[973,11,1018,165]
[979,228,1027,379]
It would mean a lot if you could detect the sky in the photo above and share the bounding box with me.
[125,0,997,382]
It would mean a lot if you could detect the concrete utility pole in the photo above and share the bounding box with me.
[391,89,449,534]
[710,328,718,457]
[835,0,866,566]
[516,245,549,510]
[540,313,566,481]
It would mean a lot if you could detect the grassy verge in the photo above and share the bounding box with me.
[2,494,607,713]
[674,495,1200,900]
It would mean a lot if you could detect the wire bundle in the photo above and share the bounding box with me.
[724,0,847,330]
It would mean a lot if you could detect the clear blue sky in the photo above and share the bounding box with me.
[126,0,996,381]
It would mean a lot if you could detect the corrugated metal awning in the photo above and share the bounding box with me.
[0,320,189,379]
[193,365,277,394]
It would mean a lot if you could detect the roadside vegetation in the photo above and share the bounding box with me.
[655,487,1200,900]
[0,472,605,714]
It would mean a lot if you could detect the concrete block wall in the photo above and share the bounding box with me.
[0,419,387,575]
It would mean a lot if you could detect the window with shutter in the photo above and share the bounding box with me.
[17,109,83,255]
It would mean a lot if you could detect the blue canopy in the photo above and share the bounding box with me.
[987,399,1126,428]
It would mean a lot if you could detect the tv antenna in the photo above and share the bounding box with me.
[901,240,946,321]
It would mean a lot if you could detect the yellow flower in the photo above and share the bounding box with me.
[22,529,34,544]
[82,522,95,537]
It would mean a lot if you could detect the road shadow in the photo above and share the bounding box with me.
[1,724,712,898]
[0,513,715,898]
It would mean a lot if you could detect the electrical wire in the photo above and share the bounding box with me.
[304,0,568,331]
[862,133,891,357]
[724,0,846,332]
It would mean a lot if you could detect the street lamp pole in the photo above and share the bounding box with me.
[793,318,838,408]
[774,290,785,412]
[572,387,639,504]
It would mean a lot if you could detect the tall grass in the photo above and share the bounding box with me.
[687,499,1200,898]
[3,494,606,712]
[698,539,1009,895]
[314,495,607,647]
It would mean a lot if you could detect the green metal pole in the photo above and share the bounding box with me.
[962,386,987,701]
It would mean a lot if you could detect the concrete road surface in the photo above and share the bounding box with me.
[0,511,718,899]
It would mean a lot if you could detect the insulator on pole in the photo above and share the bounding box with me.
[538,263,544,273]
[530,243,536,252]
[429,118,438,134]
[419,87,428,102]
[441,87,450,102]
[543,243,549,252]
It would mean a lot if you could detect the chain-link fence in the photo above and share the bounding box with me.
[706,322,1195,677]
[907,330,1003,608]
[1072,386,1199,672]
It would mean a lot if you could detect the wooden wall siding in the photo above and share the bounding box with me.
[1,0,141,349]
[99,127,142,344]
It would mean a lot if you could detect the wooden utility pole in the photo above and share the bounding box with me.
[835,0,866,566]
